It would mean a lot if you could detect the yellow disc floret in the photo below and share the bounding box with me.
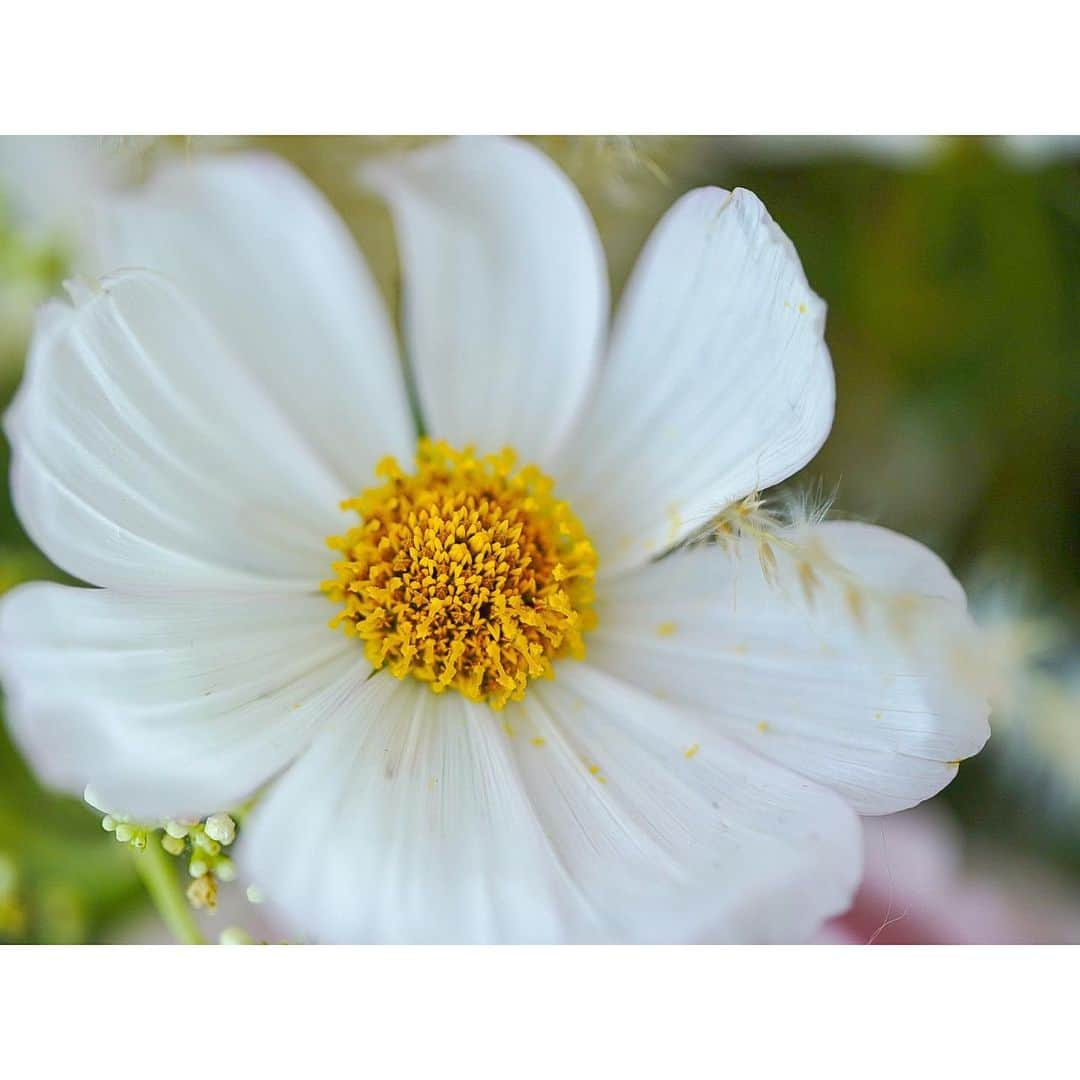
[323,439,597,709]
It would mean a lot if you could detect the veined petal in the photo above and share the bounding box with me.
[242,674,576,944]
[91,152,415,492]
[586,522,991,814]
[510,665,861,943]
[556,187,835,576]
[362,136,608,467]
[7,271,350,590]
[243,667,860,943]
[0,582,364,819]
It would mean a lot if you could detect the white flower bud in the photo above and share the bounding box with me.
[161,834,186,856]
[192,831,221,856]
[219,927,254,945]
[204,813,236,846]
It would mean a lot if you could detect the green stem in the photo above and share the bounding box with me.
[134,839,205,945]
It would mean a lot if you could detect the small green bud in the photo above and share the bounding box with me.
[192,831,221,856]
[161,834,186,857]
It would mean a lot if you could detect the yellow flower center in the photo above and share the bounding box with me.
[323,439,597,709]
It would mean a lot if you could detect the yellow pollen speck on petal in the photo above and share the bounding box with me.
[656,621,677,638]
[323,438,597,710]
[666,503,682,542]
[684,743,700,759]
[756,721,770,734]
[798,302,808,314]
[530,736,546,748]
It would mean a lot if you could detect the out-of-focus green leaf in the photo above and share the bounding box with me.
[730,138,1079,617]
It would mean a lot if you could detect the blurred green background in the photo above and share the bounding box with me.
[1,135,1077,942]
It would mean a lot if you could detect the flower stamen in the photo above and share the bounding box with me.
[323,439,597,709]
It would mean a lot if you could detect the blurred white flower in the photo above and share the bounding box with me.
[716,134,1080,170]
[965,576,1080,807]
[0,137,125,240]
[717,135,942,168]
[997,135,1080,168]
[0,136,988,942]
[0,136,134,355]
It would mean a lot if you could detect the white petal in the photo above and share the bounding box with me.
[555,187,835,575]
[0,581,365,819]
[243,667,860,943]
[586,522,990,814]
[362,136,608,466]
[91,152,415,492]
[510,665,861,942]
[242,674,575,944]
[7,272,352,590]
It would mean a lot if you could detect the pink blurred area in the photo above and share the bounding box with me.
[817,806,1080,945]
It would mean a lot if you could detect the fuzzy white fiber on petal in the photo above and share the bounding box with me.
[555,187,835,576]
[242,667,861,943]
[586,522,991,814]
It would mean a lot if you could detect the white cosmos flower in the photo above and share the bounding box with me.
[0,136,989,943]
